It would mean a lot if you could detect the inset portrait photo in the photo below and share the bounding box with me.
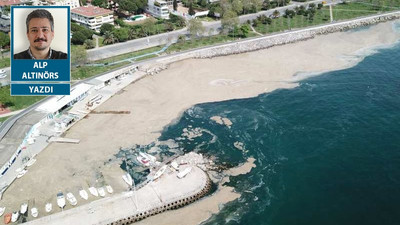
[12,7,69,60]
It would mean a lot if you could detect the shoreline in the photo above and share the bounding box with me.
[0,18,399,225]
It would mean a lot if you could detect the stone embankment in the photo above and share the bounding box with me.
[141,11,400,73]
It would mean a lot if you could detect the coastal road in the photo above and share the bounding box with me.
[87,0,339,61]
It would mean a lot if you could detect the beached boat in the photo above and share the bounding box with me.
[66,193,78,206]
[11,211,18,222]
[153,165,167,180]
[56,192,66,209]
[106,185,113,194]
[98,187,106,197]
[16,169,27,178]
[26,158,37,167]
[45,203,52,213]
[122,173,133,186]
[31,207,38,218]
[79,189,89,200]
[20,203,28,214]
[88,187,98,197]
[177,167,192,179]
[4,213,11,224]
[0,207,5,216]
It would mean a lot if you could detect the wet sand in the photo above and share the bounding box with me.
[0,21,399,224]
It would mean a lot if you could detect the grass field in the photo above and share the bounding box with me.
[0,57,10,69]
[0,86,44,111]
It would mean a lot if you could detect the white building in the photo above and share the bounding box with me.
[71,5,113,32]
[36,0,79,8]
[147,0,169,19]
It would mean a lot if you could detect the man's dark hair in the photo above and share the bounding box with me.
[26,9,54,33]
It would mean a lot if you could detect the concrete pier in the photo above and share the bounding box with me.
[23,165,211,225]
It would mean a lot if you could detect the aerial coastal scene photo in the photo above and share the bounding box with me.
[0,0,400,224]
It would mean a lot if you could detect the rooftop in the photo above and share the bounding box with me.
[71,5,113,17]
[0,0,21,7]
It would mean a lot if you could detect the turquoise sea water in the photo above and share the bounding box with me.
[155,42,400,225]
[118,28,400,224]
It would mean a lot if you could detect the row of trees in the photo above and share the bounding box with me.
[100,14,186,45]
[91,0,147,15]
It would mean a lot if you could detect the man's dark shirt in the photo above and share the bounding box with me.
[14,49,67,59]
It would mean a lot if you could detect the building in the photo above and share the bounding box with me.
[71,5,113,32]
[147,0,169,19]
[38,0,80,8]
[0,0,32,10]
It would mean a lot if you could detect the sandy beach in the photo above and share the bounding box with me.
[0,20,399,224]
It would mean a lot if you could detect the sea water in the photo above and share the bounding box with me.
[119,29,400,224]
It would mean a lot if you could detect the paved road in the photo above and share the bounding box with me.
[87,0,338,61]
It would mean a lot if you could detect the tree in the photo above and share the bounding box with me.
[173,0,178,11]
[232,0,243,14]
[221,10,239,34]
[272,10,280,18]
[164,22,175,31]
[92,0,108,8]
[170,14,186,27]
[71,32,87,45]
[100,23,114,35]
[243,0,263,14]
[71,45,87,66]
[187,19,205,38]
[141,19,156,36]
[84,39,95,49]
[200,0,207,7]
[103,31,117,44]
[189,1,196,16]
[113,27,129,42]
[0,32,10,49]
[118,0,138,13]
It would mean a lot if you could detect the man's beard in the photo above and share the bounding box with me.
[34,45,48,51]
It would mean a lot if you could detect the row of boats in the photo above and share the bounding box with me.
[0,185,113,224]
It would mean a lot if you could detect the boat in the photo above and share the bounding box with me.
[0,207,5,216]
[66,193,77,206]
[4,213,11,224]
[20,203,28,214]
[11,211,18,222]
[31,207,38,218]
[56,192,66,209]
[153,165,167,180]
[88,187,98,197]
[98,187,106,197]
[137,152,156,167]
[16,169,27,178]
[122,173,133,186]
[136,155,150,167]
[45,203,52,213]
[106,185,113,194]
[177,167,192,179]
[26,158,37,167]
[79,189,88,200]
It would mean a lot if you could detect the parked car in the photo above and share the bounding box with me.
[0,69,7,78]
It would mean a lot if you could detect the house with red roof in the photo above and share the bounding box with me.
[71,5,113,32]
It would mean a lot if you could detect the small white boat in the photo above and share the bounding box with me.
[20,203,28,214]
[106,185,113,194]
[0,207,5,216]
[88,187,98,197]
[98,187,106,197]
[79,189,88,200]
[66,193,77,206]
[177,166,192,179]
[153,165,167,180]
[45,203,52,213]
[137,155,150,167]
[31,207,38,218]
[11,211,19,222]
[26,158,37,167]
[16,169,27,178]
[122,173,133,186]
[56,192,66,209]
